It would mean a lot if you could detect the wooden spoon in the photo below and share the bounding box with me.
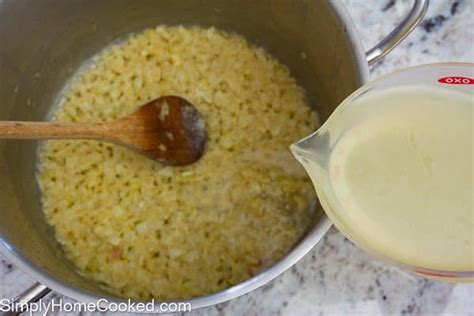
[0,96,207,165]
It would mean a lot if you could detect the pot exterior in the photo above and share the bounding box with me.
[0,0,367,308]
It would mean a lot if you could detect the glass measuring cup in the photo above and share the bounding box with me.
[291,63,474,281]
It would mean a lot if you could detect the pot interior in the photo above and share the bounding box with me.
[0,0,363,300]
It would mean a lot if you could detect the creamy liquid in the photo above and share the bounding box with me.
[326,86,473,271]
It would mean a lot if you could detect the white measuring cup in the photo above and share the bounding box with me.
[291,63,473,281]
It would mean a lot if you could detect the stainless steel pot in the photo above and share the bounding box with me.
[0,0,427,312]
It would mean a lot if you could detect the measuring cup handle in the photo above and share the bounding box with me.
[366,0,429,65]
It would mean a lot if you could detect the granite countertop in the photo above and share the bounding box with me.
[1,0,473,315]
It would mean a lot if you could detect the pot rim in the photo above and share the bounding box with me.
[0,0,369,311]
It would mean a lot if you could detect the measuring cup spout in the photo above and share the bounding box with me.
[291,130,327,161]
[290,130,330,183]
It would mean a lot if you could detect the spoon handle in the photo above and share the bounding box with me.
[0,121,111,140]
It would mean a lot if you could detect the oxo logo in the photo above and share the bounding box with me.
[437,76,474,85]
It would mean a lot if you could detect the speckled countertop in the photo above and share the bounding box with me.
[1,0,473,315]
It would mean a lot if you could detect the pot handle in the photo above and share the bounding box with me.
[366,0,429,65]
[1,283,51,316]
